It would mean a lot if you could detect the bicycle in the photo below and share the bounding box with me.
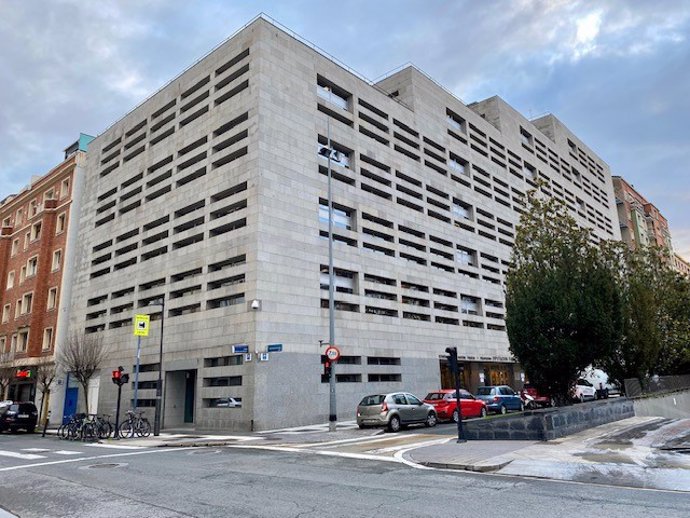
[119,410,151,438]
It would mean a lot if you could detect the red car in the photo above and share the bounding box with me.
[520,383,553,408]
[424,389,488,421]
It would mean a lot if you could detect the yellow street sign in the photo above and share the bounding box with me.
[133,314,150,337]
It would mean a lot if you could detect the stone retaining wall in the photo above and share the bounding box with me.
[463,397,634,441]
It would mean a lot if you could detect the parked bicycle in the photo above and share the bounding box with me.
[57,413,114,441]
[118,410,151,438]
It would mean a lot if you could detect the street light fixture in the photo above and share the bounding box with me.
[148,295,166,436]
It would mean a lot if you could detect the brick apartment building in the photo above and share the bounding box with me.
[613,176,674,255]
[0,135,92,404]
[674,253,690,277]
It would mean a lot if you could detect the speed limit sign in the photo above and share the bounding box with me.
[325,346,341,362]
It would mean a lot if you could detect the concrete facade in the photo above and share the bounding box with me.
[64,17,620,431]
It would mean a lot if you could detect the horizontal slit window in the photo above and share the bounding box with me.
[212,147,248,169]
[179,105,209,127]
[207,293,245,309]
[145,185,172,201]
[208,254,246,272]
[177,167,207,187]
[141,246,168,261]
[210,200,246,219]
[208,274,245,289]
[174,217,205,233]
[209,218,246,237]
[215,63,249,91]
[213,112,249,137]
[172,233,204,250]
[215,79,249,106]
[215,48,249,76]
[181,76,210,99]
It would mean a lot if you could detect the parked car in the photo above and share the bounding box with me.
[0,402,38,433]
[356,392,437,432]
[520,383,553,408]
[423,389,488,421]
[581,368,620,398]
[474,385,524,414]
[573,379,596,402]
[212,397,242,408]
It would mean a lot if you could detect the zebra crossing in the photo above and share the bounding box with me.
[0,443,146,461]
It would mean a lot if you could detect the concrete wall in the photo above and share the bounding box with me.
[633,390,690,419]
[463,398,635,441]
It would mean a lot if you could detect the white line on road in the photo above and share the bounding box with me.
[54,451,82,455]
[0,451,45,460]
[84,443,145,450]
[368,438,451,454]
[20,448,50,453]
[305,435,393,448]
[227,443,401,463]
[0,447,185,472]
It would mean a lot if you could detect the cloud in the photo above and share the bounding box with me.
[0,0,688,254]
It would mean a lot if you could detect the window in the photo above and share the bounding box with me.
[42,328,53,351]
[29,199,40,216]
[520,128,533,147]
[6,271,14,290]
[17,329,29,352]
[47,287,58,310]
[449,155,468,175]
[10,334,17,352]
[1,217,10,227]
[11,239,19,257]
[44,188,55,201]
[56,212,67,234]
[452,200,472,220]
[460,295,479,315]
[318,200,353,230]
[30,222,42,241]
[316,77,350,110]
[1,304,9,324]
[14,300,21,319]
[21,293,33,314]
[320,266,357,294]
[19,266,26,283]
[317,142,351,169]
[52,250,62,271]
[455,248,476,266]
[60,178,70,199]
[446,109,466,132]
[27,257,38,277]
[523,163,536,180]
[0,336,5,353]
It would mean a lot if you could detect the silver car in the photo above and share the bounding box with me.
[356,392,437,432]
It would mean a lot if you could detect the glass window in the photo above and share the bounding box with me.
[316,84,349,110]
[6,271,14,290]
[393,394,407,405]
[406,394,421,405]
[317,144,351,168]
[318,202,353,230]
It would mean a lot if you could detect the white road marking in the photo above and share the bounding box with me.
[0,451,45,460]
[258,421,359,434]
[20,448,50,453]
[54,450,82,455]
[0,448,184,472]
[84,443,145,450]
[368,438,451,454]
[227,443,401,463]
[305,435,393,448]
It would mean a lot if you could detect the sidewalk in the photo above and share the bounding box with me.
[404,416,690,491]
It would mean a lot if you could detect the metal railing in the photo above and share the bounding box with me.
[624,374,690,397]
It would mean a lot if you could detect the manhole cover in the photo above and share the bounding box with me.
[83,463,126,469]
[187,449,221,455]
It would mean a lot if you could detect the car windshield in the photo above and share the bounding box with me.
[9,404,19,412]
[475,387,493,396]
[424,393,445,401]
[359,395,386,406]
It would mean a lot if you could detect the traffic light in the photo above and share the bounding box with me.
[323,360,332,378]
[121,373,130,384]
[445,347,458,374]
[112,370,121,385]
[112,366,127,386]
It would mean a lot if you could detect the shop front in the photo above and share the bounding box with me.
[439,356,523,395]
[7,367,36,403]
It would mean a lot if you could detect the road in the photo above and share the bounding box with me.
[0,433,688,518]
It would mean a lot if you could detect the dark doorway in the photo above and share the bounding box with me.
[184,370,195,424]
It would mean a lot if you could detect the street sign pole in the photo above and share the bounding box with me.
[133,336,141,411]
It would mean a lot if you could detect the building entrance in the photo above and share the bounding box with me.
[164,369,197,428]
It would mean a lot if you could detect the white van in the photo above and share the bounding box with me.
[581,367,620,398]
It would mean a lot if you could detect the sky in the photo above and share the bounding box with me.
[0,0,688,258]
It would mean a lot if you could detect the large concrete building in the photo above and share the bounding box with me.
[60,17,620,431]
[0,135,92,408]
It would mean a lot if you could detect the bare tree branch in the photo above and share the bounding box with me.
[0,352,15,401]
[57,332,108,413]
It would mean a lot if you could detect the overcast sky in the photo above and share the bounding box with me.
[1,0,688,257]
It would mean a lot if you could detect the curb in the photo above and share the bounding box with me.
[417,459,513,473]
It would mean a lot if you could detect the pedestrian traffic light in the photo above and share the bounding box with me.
[323,360,332,378]
[112,367,127,386]
[112,370,121,385]
[120,373,130,384]
[445,347,458,374]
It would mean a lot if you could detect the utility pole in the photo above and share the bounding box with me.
[446,347,466,443]
[326,91,337,433]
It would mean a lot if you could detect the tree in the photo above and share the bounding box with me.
[505,191,620,405]
[35,362,57,422]
[599,243,690,386]
[57,332,108,414]
[0,352,15,401]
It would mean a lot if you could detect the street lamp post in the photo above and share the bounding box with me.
[325,97,337,433]
[149,295,166,436]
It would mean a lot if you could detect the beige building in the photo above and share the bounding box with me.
[58,16,620,431]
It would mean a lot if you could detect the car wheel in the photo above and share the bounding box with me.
[425,412,437,428]
[480,407,487,418]
[388,415,401,433]
[452,409,459,423]
[500,405,507,415]
[358,424,366,429]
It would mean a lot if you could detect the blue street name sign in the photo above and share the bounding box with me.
[232,344,249,354]
[267,343,283,353]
